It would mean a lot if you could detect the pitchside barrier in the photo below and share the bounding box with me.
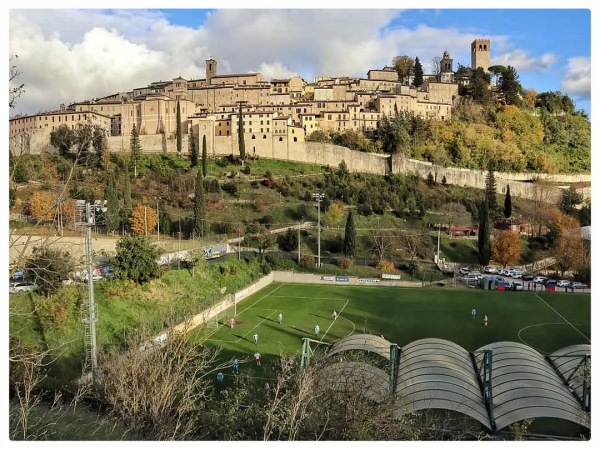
[143,270,423,348]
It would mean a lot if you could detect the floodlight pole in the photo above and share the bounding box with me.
[312,193,325,268]
[84,203,98,384]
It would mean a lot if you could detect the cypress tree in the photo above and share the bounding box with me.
[202,135,208,177]
[237,103,246,161]
[477,197,491,266]
[412,57,424,88]
[130,124,141,178]
[105,170,120,233]
[176,100,182,156]
[193,169,206,237]
[504,184,512,219]
[343,210,356,258]
[122,161,132,229]
[189,130,198,167]
[485,162,498,213]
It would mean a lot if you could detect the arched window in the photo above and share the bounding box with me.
[279,137,283,142]
[293,137,298,142]
[251,135,256,139]
[263,134,267,139]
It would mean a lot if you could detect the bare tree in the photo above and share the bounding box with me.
[9,54,25,109]
[431,56,442,76]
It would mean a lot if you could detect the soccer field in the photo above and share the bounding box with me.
[190,282,591,376]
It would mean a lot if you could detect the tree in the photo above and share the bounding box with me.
[122,161,132,229]
[485,163,498,213]
[431,56,441,76]
[397,225,434,261]
[130,124,141,178]
[73,122,95,164]
[27,191,56,223]
[129,204,158,236]
[202,135,208,177]
[237,103,246,161]
[477,197,491,266]
[244,229,276,262]
[324,200,344,226]
[9,54,25,109]
[412,57,424,88]
[551,233,587,277]
[113,235,161,284]
[188,130,198,167]
[193,170,206,237]
[92,125,108,168]
[503,184,512,219]
[278,228,298,252]
[488,65,507,86]
[24,246,75,297]
[176,100,182,156]
[392,55,414,83]
[558,185,584,216]
[491,230,522,267]
[499,65,522,106]
[104,171,120,233]
[468,67,493,105]
[343,210,356,258]
[49,125,74,158]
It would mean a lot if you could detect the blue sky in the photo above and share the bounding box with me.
[6,5,593,116]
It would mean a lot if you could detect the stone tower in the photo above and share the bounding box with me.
[439,50,454,83]
[206,58,217,85]
[471,39,491,72]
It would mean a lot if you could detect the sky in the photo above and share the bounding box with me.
[6,2,594,118]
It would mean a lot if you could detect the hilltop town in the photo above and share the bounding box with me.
[9,39,492,155]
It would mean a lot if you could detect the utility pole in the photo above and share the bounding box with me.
[238,228,241,260]
[156,201,160,241]
[178,218,182,270]
[83,203,98,384]
[312,193,325,268]
[144,206,148,237]
[298,220,301,264]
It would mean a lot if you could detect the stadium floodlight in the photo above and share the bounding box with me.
[311,193,325,268]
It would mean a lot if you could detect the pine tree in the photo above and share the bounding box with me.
[412,57,424,88]
[130,124,141,178]
[105,170,120,233]
[343,210,356,258]
[503,184,512,219]
[189,130,198,167]
[499,65,522,106]
[237,103,246,161]
[202,135,208,177]
[477,197,491,266]
[193,169,206,237]
[176,100,182,156]
[485,162,498,213]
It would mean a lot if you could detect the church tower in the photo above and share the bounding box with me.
[471,39,491,72]
[439,50,454,83]
[206,58,217,85]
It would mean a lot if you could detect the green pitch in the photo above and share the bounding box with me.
[190,283,591,378]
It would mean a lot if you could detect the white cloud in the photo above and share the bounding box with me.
[561,57,591,100]
[492,50,556,71]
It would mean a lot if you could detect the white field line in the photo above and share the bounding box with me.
[236,309,278,344]
[517,322,569,353]
[317,299,350,345]
[533,293,590,342]
[269,296,348,300]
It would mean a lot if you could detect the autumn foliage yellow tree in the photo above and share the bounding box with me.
[27,191,56,223]
[491,230,522,267]
[130,204,158,236]
[324,200,345,226]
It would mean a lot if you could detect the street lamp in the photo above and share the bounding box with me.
[312,193,325,268]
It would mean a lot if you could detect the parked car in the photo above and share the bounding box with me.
[10,269,24,281]
[463,275,479,284]
[556,280,571,288]
[510,282,524,291]
[512,270,523,279]
[459,267,470,276]
[543,279,557,286]
[533,276,547,284]
[521,273,535,281]
[569,282,588,290]
[9,281,38,293]
[484,266,498,274]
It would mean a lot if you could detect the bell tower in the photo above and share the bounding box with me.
[206,58,217,85]
[471,39,491,72]
[440,50,454,83]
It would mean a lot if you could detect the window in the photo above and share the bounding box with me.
[293,137,298,142]
[252,135,256,139]
[263,134,267,139]
[279,137,283,142]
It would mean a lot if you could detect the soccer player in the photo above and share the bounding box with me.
[278,312,283,324]
[484,315,488,327]
[254,351,261,366]
[216,372,224,384]
[232,358,239,373]
[332,310,338,320]
[315,324,320,336]
[229,317,235,329]
[253,333,259,345]
[471,307,476,318]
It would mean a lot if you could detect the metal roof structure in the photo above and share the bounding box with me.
[395,338,491,429]
[327,333,391,360]
[323,335,591,433]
